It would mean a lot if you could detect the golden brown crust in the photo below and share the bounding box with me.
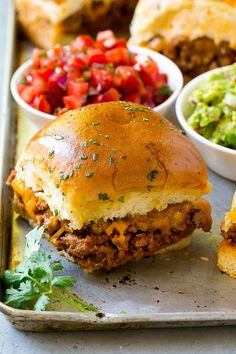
[130,0,236,50]
[217,240,236,279]
[20,102,209,197]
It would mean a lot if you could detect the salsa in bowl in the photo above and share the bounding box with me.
[11,30,183,128]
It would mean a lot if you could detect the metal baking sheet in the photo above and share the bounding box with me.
[1,1,236,331]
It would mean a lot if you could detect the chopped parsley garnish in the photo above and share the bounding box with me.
[59,170,74,180]
[98,193,110,201]
[54,209,59,216]
[81,155,88,160]
[157,85,172,96]
[89,139,100,146]
[158,120,165,125]
[91,122,101,126]
[51,134,64,140]
[80,141,88,147]
[108,156,114,165]
[48,149,55,158]
[48,166,52,173]
[119,196,125,203]
[19,78,28,85]
[123,103,151,113]
[85,171,93,178]
[143,117,150,122]
[147,170,158,181]
[92,153,97,161]
[75,163,82,169]
[106,63,115,72]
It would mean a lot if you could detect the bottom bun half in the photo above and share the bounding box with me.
[217,240,236,279]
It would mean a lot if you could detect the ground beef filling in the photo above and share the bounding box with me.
[144,36,236,81]
[221,223,236,243]
[13,190,212,270]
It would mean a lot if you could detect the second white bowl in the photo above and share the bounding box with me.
[176,65,236,181]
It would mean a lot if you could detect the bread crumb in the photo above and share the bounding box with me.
[200,256,209,262]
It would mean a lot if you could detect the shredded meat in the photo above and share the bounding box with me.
[221,222,236,243]
[145,36,236,82]
[13,187,212,270]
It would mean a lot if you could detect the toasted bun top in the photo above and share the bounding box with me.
[14,102,210,229]
[130,0,236,49]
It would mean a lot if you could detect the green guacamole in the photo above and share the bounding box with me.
[187,63,236,149]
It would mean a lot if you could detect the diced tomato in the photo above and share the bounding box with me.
[90,68,113,91]
[32,95,51,113]
[88,50,106,66]
[63,95,86,109]
[67,80,89,97]
[91,88,121,103]
[53,45,63,58]
[20,86,35,104]
[31,74,47,96]
[123,91,141,104]
[105,48,130,66]
[32,48,47,67]
[115,66,141,93]
[71,35,94,53]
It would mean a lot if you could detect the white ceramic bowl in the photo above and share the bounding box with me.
[11,45,183,129]
[176,65,236,181]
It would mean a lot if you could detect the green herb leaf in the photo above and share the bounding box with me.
[123,103,151,113]
[51,134,64,140]
[52,276,76,288]
[147,170,158,181]
[81,155,88,160]
[34,294,50,311]
[24,226,44,260]
[98,193,110,201]
[85,171,93,178]
[89,139,100,146]
[75,163,82,169]
[2,227,99,313]
[119,196,125,203]
[80,141,88,147]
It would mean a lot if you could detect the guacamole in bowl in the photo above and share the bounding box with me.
[187,63,236,150]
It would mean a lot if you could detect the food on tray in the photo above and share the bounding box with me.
[186,64,236,150]
[7,102,212,271]
[129,0,236,81]
[16,0,138,49]
[18,30,172,115]
[218,192,236,278]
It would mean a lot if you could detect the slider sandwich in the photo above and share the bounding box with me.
[130,0,236,81]
[218,192,236,278]
[16,0,137,49]
[7,102,212,271]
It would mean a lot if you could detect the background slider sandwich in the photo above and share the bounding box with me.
[8,102,212,271]
[130,0,236,81]
[218,192,236,278]
[16,0,137,49]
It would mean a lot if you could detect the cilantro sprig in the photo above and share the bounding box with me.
[2,227,99,312]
